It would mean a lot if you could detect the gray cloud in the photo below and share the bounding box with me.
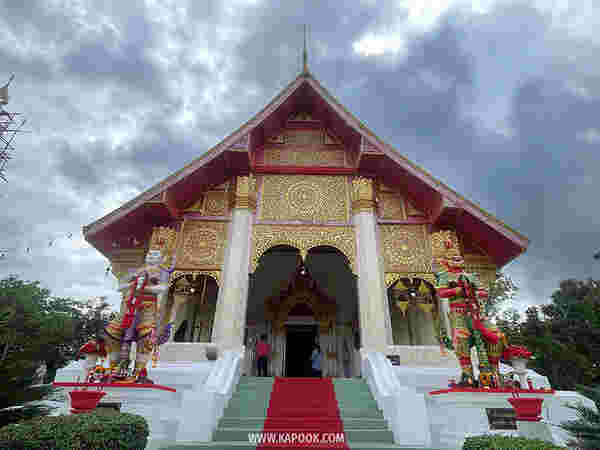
[0,0,598,313]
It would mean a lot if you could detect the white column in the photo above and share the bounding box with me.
[352,177,392,353]
[211,175,255,352]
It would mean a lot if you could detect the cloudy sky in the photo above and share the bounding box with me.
[0,0,598,315]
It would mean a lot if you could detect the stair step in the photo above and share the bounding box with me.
[175,377,411,450]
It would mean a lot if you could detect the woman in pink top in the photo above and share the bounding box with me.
[256,334,271,377]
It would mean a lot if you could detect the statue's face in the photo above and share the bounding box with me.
[145,249,163,266]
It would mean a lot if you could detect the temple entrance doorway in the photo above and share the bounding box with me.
[245,244,361,377]
[285,324,318,377]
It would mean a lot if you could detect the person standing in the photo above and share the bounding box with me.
[256,334,271,377]
[311,344,322,378]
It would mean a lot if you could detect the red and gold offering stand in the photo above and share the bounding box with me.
[68,388,106,414]
[508,392,544,422]
[54,382,177,414]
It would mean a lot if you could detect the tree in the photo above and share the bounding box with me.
[484,272,518,320]
[560,384,600,449]
[0,275,114,424]
[499,279,600,390]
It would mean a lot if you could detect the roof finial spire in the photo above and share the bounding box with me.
[302,24,308,75]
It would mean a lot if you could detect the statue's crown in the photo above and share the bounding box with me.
[431,230,462,260]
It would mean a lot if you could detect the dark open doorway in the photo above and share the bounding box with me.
[285,324,317,377]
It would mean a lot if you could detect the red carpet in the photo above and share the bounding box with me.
[257,377,349,449]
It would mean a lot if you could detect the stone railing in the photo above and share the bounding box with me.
[159,342,217,362]
[175,349,244,442]
[361,351,432,447]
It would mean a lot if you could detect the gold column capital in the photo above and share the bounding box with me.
[351,176,376,214]
[230,174,257,211]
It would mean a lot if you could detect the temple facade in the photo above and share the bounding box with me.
[82,69,528,377]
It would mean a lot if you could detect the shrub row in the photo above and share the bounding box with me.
[0,409,148,450]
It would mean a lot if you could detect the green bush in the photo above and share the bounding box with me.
[463,433,566,450]
[0,410,148,450]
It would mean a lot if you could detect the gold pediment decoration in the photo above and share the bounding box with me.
[385,272,436,288]
[169,270,221,287]
[266,286,337,336]
[251,224,356,273]
[378,192,406,220]
[380,225,432,272]
[176,221,227,269]
[259,175,349,222]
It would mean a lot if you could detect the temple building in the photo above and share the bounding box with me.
[82,66,528,378]
[60,64,595,450]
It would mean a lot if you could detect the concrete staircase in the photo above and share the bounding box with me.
[160,377,439,449]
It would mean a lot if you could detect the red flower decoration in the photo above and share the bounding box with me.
[502,345,532,360]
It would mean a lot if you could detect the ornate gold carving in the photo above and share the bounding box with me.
[230,175,257,210]
[266,288,336,335]
[380,225,432,272]
[260,175,349,222]
[170,270,221,287]
[351,177,376,213]
[263,147,346,167]
[262,127,348,167]
[252,224,356,273]
[203,191,228,216]
[385,272,436,288]
[378,192,406,220]
[149,226,178,270]
[177,221,227,269]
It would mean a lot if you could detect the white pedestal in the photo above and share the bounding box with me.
[426,390,556,449]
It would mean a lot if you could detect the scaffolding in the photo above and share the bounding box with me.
[0,75,26,182]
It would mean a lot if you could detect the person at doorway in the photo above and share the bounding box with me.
[311,344,322,378]
[256,334,271,377]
